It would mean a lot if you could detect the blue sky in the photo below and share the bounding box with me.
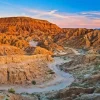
[0,0,100,28]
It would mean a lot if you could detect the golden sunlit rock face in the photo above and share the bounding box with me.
[0,44,24,56]
[0,54,53,84]
[0,17,63,52]
[0,17,57,85]
[0,17,99,52]
[0,17,61,34]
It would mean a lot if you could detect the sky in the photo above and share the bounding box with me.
[0,0,100,28]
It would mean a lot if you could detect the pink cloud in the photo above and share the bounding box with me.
[48,15,100,28]
[25,8,100,28]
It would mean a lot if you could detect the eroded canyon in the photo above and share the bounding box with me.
[0,17,99,100]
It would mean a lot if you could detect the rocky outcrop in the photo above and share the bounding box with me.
[0,55,53,84]
[55,52,100,100]
[0,34,29,49]
[34,46,53,55]
[25,46,54,55]
[55,28,92,46]
[60,55,98,71]
[84,30,100,50]
[56,28,100,51]
[0,45,24,56]
[83,74,100,84]
[63,28,92,39]
[0,17,63,52]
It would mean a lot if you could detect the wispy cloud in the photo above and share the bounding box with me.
[25,9,69,19]
[82,11,100,15]
[25,8,100,28]
[25,8,100,19]
[80,11,100,19]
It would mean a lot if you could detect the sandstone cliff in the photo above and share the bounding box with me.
[0,54,53,84]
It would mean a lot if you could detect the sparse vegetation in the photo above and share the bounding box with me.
[94,63,100,71]
[95,87,100,93]
[63,57,67,60]
[48,70,55,74]
[8,88,15,94]
[32,80,36,85]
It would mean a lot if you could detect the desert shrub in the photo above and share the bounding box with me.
[48,70,55,74]
[94,63,100,71]
[63,57,67,60]
[95,88,100,93]
[32,80,36,85]
[8,88,15,94]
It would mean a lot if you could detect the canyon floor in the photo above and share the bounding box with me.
[0,47,99,100]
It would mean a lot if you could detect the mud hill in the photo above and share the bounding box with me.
[0,17,61,34]
[0,17,63,53]
[0,17,99,52]
[56,28,100,51]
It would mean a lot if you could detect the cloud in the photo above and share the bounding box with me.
[24,9,69,19]
[80,11,100,19]
[25,8,100,28]
[81,11,100,16]
[25,8,100,20]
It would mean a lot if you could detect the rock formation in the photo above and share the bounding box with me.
[84,30,100,49]
[34,46,53,55]
[56,28,100,51]
[0,44,24,56]
[0,17,61,34]
[0,17,99,52]
[0,54,53,84]
[55,87,94,100]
